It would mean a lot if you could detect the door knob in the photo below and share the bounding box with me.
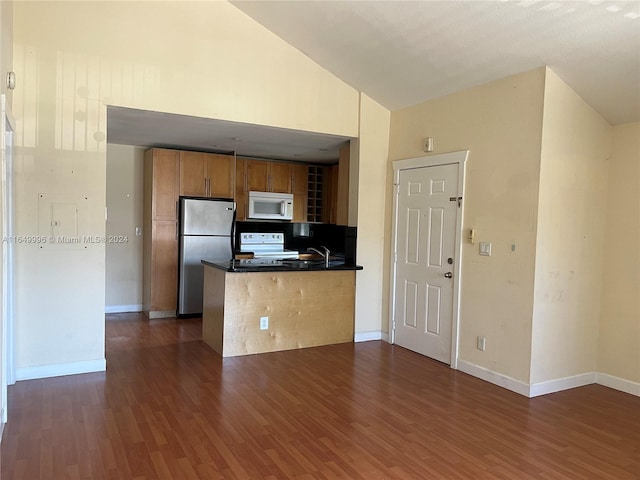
[444,272,453,278]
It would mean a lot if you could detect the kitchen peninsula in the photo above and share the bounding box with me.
[201,259,362,357]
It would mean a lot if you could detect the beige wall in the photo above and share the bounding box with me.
[353,93,391,338]
[0,0,13,103]
[598,122,640,383]
[105,145,144,311]
[11,1,360,377]
[530,69,612,384]
[389,69,546,383]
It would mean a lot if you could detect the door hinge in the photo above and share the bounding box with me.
[449,196,462,207]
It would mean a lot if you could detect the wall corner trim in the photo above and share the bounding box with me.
[529,372,596,397]
[15,359,106,382]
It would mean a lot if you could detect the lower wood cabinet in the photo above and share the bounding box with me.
[147,220,178,315]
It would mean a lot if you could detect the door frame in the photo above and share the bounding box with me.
[1,93,16,431]
[389,150,468,368]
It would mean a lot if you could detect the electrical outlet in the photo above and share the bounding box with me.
[260,316,269,330]
[477,336,486,351]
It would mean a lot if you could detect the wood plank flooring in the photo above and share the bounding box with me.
[1,313,638,479]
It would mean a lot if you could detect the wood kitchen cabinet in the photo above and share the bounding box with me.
[180,151,234,199]
[143,148,180,318]
[245,159,291,193]
[291,163,308,222]
[330,145,350,225]
[269,162,292,193]
[236,158,302,220]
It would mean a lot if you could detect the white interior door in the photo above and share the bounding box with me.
[393,163,459,363]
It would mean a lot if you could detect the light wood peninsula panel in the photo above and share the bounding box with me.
[202,267,355,357]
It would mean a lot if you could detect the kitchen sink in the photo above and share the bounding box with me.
[280,258,345,268]
[280,259,324,268]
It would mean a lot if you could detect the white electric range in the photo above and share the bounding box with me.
[238,232,299,264]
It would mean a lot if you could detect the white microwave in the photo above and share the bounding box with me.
[248,191,294,220]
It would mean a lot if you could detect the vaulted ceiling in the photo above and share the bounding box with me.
[109,1,640,161]
[233,0,640,126]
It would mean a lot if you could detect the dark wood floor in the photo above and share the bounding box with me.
[1,313,638,479]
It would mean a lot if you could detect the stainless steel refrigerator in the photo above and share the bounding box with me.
[178,196,235,316]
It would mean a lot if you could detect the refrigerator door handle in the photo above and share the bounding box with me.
[231,206,237,257]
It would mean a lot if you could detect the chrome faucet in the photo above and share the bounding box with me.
[308,246,330,267]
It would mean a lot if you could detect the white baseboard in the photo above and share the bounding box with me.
[15,358,106,381]
[0,419,4,445]
[147,310,176,319]
[596,372,640,397]
[457,360,640,398]
[105,304,142,314]
[381,332,390,343]
[529,372,596,397]
[456,359,531,397]
[354,330,383,342]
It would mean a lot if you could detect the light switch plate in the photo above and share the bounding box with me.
[260,316,269,330]
[479,242,492,256]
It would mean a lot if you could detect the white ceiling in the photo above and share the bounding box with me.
[109,0,640,161]
[107,107,350,163]
[233,0,640,126]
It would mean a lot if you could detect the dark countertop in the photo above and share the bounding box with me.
[202,258,363,273]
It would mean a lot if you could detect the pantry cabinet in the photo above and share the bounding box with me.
[143,148,180,318]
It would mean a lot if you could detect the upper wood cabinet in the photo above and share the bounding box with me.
[269,162,292,193]
[179,151,234,199]
[291,164,308,195]
[291,164,308,223]
[335,145,350,225]
[146,148,180,221]
[245,159,270,193]
[238,159,302,221]
[245,159,292,193]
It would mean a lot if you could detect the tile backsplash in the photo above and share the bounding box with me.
[236,221,357,264]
